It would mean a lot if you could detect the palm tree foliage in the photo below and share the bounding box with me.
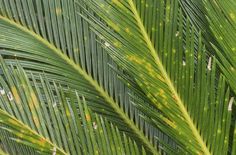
[0,61,144,155]
[0,0,235,155]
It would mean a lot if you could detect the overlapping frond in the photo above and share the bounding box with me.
[180,0,236,94]
[77,0,235,154]
[0,0,235,154]
[201,0,236,93]
[179,0,218,50]
[0,59,145,155]
[0,0,162,154]
[178,2,236,153]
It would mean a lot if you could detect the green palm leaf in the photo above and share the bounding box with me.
[77,0,235,154]
[178,2,236,153]
[0,59,145,155]
[0,0,235,154]
[179,2,236,152]
[202,0,236,93]
[0,0,161,154]
[180,0,236,92]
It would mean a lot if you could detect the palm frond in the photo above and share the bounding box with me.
[179,0,218,50]
[0,58,145,155]
[178,2,236,153]
[202,0,236,95]
[0,0,160,154]
[0,0,235,154]
[0,0,162,153]
[76,0,235,154]
[180,0,236,95]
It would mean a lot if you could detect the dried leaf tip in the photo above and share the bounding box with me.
[0,88,5,95]
[53,102,57,108]
[105,42,110,47]
[228,97,234,111]
[207,57,212,71]
[7,92,13,101]
[52,147,56,155]
[93,122,97,129]
[175,31,180,37]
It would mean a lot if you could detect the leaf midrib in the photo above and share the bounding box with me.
[127,0,211,155]
[0,109,67,155]
[0,15,159,155]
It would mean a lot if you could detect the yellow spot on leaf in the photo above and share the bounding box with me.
[125,27,131,34]
[74,48,79,52]
[172,95,177,101]
[231,67,235,71]
[148,71,155,78]
[17,133,24,138]
[166,5,170,10]
[30,92,40,109]
[66,110,71,117]
[85,114,91,121]
[172,49,176,53]
[112,0,122,7]
[163,118,176,129]
[11,87,20,104]
[224,139,227,144]
[161,94,167,100]
[39,138,47,145]
[159,89,164,95]
[157,104,163,109]
[113,41,122,48]
[127,55,143,64]
[107,21,120,32]
[33,117,40,128]
[8,119,19,126]
[56,8,62,15]
[230,13,236,20]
